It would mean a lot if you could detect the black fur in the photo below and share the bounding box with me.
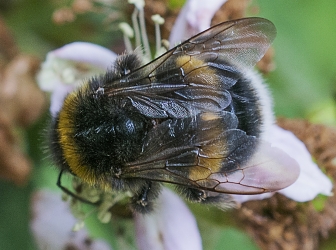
[130,181,162,213]
[71,91,151,177]
[175,186,235,210]
[227,76,263,137]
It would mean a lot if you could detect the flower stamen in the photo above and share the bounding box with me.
[119,22,134,53]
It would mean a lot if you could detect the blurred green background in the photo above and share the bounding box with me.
[0,0,335,249]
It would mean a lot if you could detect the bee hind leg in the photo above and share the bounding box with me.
[130,181,161,213]
[176,186,236,211]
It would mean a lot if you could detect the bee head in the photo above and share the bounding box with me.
[49,82,150,188]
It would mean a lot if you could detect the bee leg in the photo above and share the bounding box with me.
[177,186,207,202]
[130,181,161,213]
[200,192,236,210]
[176,186,236,210]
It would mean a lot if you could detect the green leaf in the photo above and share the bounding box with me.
[214,228,259,250]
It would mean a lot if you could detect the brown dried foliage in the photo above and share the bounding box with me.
[143,0,180,43]
[0,16,47,185]
[52,0,122,25]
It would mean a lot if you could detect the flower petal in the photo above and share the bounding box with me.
[51,42,117,69]
[135,188,202,250]
[269,125,333,201]
[30,190,112,250]
[232,125,333,203]
[37,42,118,115]
[49,83,74,116]
[169,0,228,46]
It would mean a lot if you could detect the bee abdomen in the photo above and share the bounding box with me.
[225,70,273,138]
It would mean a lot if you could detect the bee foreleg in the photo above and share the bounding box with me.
[176,186,207,202]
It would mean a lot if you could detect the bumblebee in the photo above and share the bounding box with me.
[49,17,299,213]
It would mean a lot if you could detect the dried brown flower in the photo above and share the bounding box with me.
[211,0,252,23]
[52,7,76,24]
[142,0,179,43]
[0,19,47,185]
[0,17,19,61]
[257,47,276,74]
[72,0,94,14]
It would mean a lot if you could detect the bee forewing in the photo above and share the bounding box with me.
[175,17,276,70]
[211,141,300,194]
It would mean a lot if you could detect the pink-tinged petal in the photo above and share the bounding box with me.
[51,42,117,70]
[30,190,112,250]
[269,125,333,202]
[232,125,332,203]
[169,0,228,46]
[135,188,202,250]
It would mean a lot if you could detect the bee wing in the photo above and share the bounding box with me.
[121,113,300,194]
[105,18,276,118]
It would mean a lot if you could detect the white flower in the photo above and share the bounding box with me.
[232,125,333,204]
[135,188,202,250]
[30,190,112,250]
[37,42,117,116]
[269,125,332,201]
